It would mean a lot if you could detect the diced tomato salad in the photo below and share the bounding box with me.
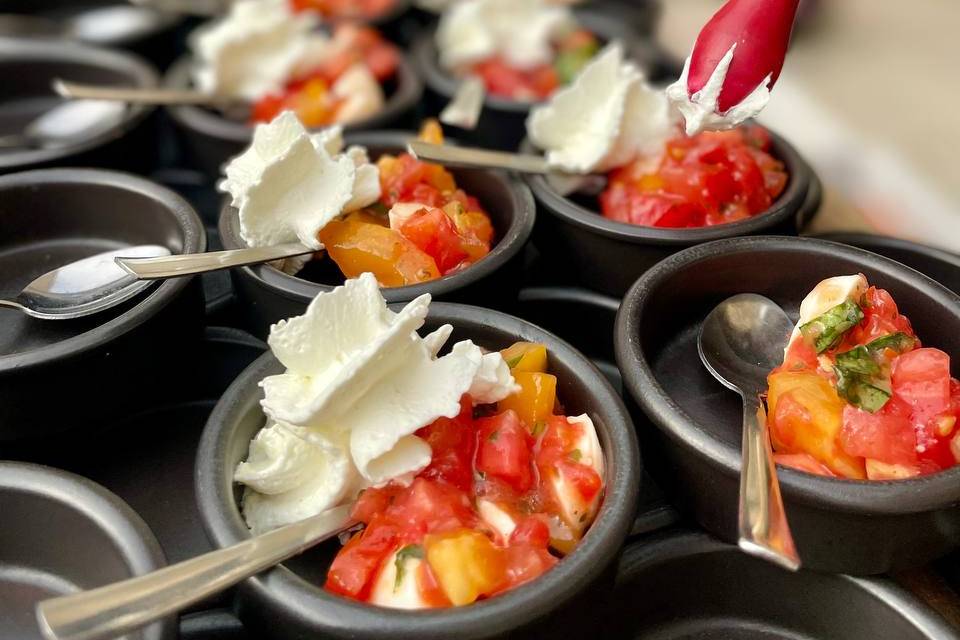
[318,120,495,287]
[251,24,399,127]
[290,0,396,20]
[600,125,788,228]
[766,280,960,480]
[326,342,605,607]
[469,29,599,101]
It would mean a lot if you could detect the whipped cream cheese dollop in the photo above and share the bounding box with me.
[235,274,519,533]
[436,0,576,71]
[665,44,772,137]
[219,111,381,251]
[190,0,323,101]
[527,43,672,174]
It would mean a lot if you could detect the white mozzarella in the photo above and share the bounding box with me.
[369,548,432,609]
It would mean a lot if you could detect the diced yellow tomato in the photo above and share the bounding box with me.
[423,163,457,192]
[319,215,440,287]
[290,78,335,128]
[500,342,548,373]
[418,118,444,145]
[498,371,557,428]
[767,371,866,479]
[865,459,921,480]
[424,530,504,606]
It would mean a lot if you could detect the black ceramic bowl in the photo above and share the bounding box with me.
[219,130,536,338]
[0,462,176,640]
[0,38,159,175]
[412,8,670,151]
[614,236,960,575]
[524,129,815,296]
[812,232,960,295]
[196,303,640,640]
[0,168,205,443]
[0,0,184,67]
[164,50,424,177]
[530,530,960,640]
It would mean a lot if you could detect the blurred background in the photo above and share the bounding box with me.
[658,0,960,251]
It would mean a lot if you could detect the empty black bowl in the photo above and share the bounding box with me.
[0,461,176,640]
[0,168,205,443]
[164,50,424,177]
[525,129,815,296]
[196,302,640,640]
[614,235,960,574]
[0,38,159,175]
[218,130,536,338]
[811,232,960,295]
[530,530,960,639]
[412,8,670,151]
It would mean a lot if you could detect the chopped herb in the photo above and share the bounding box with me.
[569,449,582,462]
[532,420,547,437]
[835,346,880,377]
[394,544,424,591]
[505,354,524,368]
[488,429,500,442]
[799,299,864,353]
[865,332,917,354]
[554,43,600,84]
[366,201,389,217]
[835,369,891,413]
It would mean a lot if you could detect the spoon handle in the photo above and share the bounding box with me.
[738,396,800,571]
[36,505,355,640]
[115,242,316,280]
[407,140,553,174]
[439,76,486,130]
[52,79,222,106]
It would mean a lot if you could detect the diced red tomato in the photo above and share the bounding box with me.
[600,126,787,229]
[416,396,476,492]
[497,544,557,592]
[509,516,551,548]
[846,287,916,347]
[326,517,399,599]
[840,400,917,466]
[399,207,470,273]
[774,453,836,477]
[892,348,956,468]
[476,411,535,493]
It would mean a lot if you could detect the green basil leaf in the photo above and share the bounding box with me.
[394,544,424,591]
[799,299,864,353]
[835,345,880,376]
[865,332,917,354]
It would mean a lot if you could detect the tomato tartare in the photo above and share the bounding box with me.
[316,121,495,287]
[290,0,397,20]
[251,24,400,127]
[599,125,788,228]
[326,341,605,607]
[766,275,960,480]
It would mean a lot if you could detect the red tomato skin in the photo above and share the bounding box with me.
[325,518,399,599]
[509,516,551,548]
[416,395,476,492]
[840,400,917,466]
[496,544,557,593]
[475,411,536,493]
[399,207,470,274]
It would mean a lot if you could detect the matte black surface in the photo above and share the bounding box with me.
[811,232,960,295]
[0,462,176,640]
[0,38,159,174]
[412,8,674,151]
[0,168,206,442]
[615,236,960,574]
[164,50,424,177]
[530,531,960,640]
[196,303,640,640]
[218,131,537,339]
[180,609,250,640]
[525,132,815,296]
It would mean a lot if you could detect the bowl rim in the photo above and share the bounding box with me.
[522,127,812,245]
[614,235,960,515]
[162,47,424,145]
[0,37,158,171]
[0,460,175,640]
[811,232,960,275]
[617,530,960,640]
[195,301,640,639]
[217,129,537,304]
[0,167,205,372]
[411,7,667,114]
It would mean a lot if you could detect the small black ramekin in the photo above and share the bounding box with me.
[218,130,536,338]
[528,530,960,639]
[0,461,176,640]
[0,168,205,443]
[196,302,640,640]
[164,51,424,177]
[614,235,960,575]
[524,129,815,296]
[0,38,159,175]
[412,8,671,151]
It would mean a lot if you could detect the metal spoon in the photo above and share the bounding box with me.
[52,78,245,113]
[36,504,354,640]
[407,140,607,196]
[1,242,313,320]
[439,76,486,130]
[0,99,128,150]
[698,293,801,571]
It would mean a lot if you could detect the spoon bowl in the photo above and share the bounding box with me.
[698,293,800,570]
